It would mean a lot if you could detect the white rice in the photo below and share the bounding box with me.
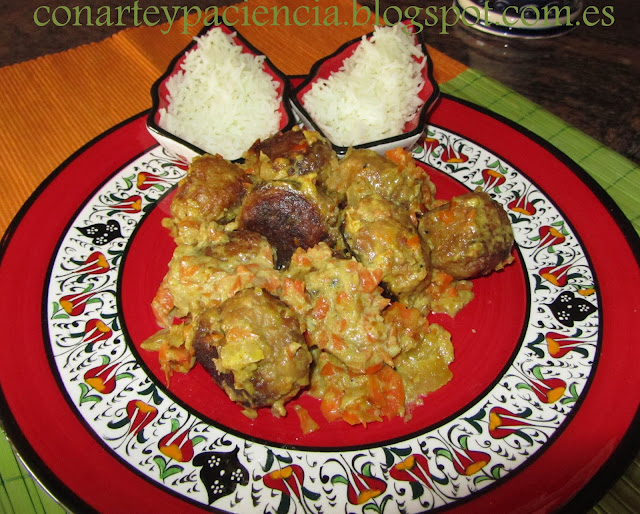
[159,29,282,161]
[301,24,426,147]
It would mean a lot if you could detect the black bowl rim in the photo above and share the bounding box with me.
[290,21,441,155]
[147,22,297,161]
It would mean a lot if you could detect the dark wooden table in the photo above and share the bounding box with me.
[1,1,638,512]
[2,0,638,167]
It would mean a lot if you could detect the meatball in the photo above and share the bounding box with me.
[238,181,334,268]
[192,288,312,416]
[170,154,249,224]
[243,128,337,180]
[342,195,430,295]
[322,148,435,216]
[418,191,514,279]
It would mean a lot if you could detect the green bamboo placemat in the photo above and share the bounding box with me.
[1,68,639,514]
[441,69,640,236]
[0,434,66,513]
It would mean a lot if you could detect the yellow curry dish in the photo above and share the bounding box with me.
[141,127,515,429]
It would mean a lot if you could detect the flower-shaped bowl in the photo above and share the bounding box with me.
[147,23,296,162]
[291,21,440,157]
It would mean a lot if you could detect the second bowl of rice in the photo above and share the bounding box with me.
[292,21,439,157]
[148,24,295,162]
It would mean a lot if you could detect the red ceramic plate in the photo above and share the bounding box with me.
[0,95,638,514]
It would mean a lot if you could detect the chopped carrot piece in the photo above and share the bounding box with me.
[342,408,369,426]
[320,386,344,422]
[283,278,304,294]
[158,340,195,383]
[180,263,199,278]
[151,284,174,327]
[342,402,380,426]
[385,147,411,166]
[406,234,421,249]
[360,269,381,293]
[313,297,330,320]
[331,334,347,351]
[321,362,339,377]
[291,250,311,267]
[436,270,454,287]
[365,362,383,375]
[294,405,320,434]
[440,209,455,225]
[229,275,243,294]
[314,330,329,348]
[264,275,281,294]
[446,286,459,298]
[158,340,170,363]
[368,366,405,420]
[388,301,416,323]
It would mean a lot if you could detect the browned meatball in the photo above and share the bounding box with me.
[342,195,430,295]
[322,148,435,216]
[170,154,249,224]
[243,128,337,180]
[418,191,514,279]
[238,181,332,268]
[192,288,312,416]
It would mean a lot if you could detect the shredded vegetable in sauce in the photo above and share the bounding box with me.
[141,127,515,432]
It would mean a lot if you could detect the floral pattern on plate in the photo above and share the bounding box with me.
[45,125,598,512]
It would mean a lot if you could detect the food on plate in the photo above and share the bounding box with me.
[418,191,515,280]
[192,288,312,417]
[323,147,436,218]
[142,129,515,428]
[238,128,341,268]
[243,127,337,180]
[342,194,429,295]
[382,302,455,404]
[158,28,282,160]
[286,243,396,374]
[149,230,278,329]
[238,181,333,269]
[308,302,455,426]
[309,350,405,425]
[140,323,196,379]
[301,24,427,147]
[399,269,474,318]
[169,154,248,227]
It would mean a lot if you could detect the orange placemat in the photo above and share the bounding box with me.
[1,3,639,513]
[0,0,466,236]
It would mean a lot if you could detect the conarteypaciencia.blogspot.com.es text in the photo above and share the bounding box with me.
[33,0,615,35]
